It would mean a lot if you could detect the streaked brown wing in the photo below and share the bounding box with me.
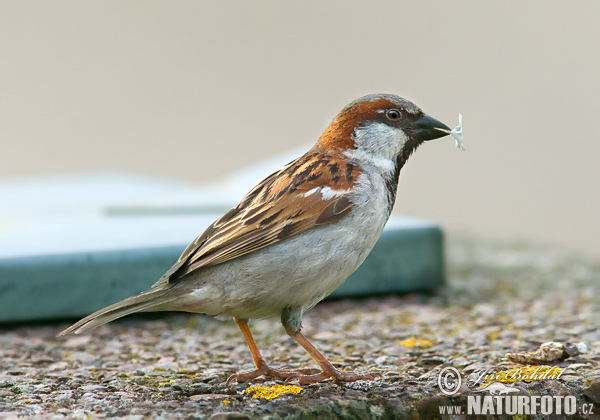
[167,150,359,280]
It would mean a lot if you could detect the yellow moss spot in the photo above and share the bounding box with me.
[158,379,175,387]
[220,399,231,406]
[184,316,198,328]
[398,338,433,348]
[487,330,501,341]
[483,366,564,384]
[157,393,164,398]
[245,384,303,399]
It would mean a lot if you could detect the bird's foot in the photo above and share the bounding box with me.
[284,367,380,385]
[226,365,320,386]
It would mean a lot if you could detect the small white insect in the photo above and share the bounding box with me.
[432,113,464,150]
[450,113,464,151]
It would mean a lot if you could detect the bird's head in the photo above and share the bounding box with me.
[317,94,451,169]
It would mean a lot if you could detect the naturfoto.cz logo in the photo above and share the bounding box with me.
[437,366,595,417]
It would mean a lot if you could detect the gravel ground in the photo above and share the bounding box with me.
[1,235,598,419]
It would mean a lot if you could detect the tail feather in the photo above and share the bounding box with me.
[58,288,177,336]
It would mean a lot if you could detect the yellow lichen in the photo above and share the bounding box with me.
[398,338,433,348]
[483,366,564,384]
[245,384,303,399]
[158,379,175,387]
[487,330,501,341]
[220,400,231,405]
[184,317,198,328]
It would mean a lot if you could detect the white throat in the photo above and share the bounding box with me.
[344,122,407,173]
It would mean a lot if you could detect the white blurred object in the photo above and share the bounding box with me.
[450,113,464,151]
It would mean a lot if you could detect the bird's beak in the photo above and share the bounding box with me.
[409,114,452,141]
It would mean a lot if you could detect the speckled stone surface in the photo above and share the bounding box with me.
[0,235,598,419]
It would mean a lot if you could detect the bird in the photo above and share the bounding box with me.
[59,93,453,385]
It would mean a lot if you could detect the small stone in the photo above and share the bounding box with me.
[47,362,70,371]
[463,362,485,372]
[209,413,250,420]
[66,352,96,363]
[584,381,600,403]
[79,385,108,393]
[543,381,572,396]
[451,357,469,367]
[421,357,446,365]
[191,383,214,394]
[374,356,391,365]
[189,394,231,401]
[63,335,93,348]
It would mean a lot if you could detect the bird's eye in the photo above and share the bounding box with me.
[386,109,401,121]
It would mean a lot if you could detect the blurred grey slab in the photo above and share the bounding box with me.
[0,172,444,323]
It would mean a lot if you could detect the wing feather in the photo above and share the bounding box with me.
[167,150,359,281]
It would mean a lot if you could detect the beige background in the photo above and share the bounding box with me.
[1,1,599,258]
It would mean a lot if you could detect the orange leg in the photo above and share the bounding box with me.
[235,316,268,370]
[225,317,317,385]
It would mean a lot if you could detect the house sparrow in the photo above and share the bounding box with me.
[59,93,453,385]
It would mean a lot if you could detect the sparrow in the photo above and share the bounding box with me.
[59,93,453,385]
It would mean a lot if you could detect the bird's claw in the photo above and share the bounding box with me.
[284,368,380,385]
[226,366,320,386]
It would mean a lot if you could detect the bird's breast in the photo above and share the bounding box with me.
[174,171,393,320]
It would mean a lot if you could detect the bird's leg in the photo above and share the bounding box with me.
[226,317,316,385]
[281,308,378,385]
